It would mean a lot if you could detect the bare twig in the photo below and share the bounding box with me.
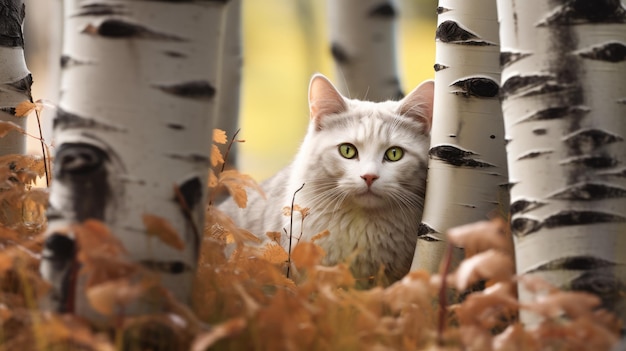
[286,183,305,279]
[220,128,241,173]
[34,107,50,187]
[173,184,200,242]
[437,241,454,346]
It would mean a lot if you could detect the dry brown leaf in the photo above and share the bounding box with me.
[261,242,289,265]
[86,278,157,316]
[383,270,433,314]
[310,229,330,243]
[291,241,325,269]
[208,169,218,188]
[447,217,512,257]
[218,169,264,208]
[492,324,537,351]
[456,291,519,329]
[266,231,282,242]
[453,249,514,291]
[14,101,37,117]
[142,213,185,251]
[0,121,25,138]
[210,144,225,167]
[213,129,227,144]
[523,291,601,319]
[191,318,247,351]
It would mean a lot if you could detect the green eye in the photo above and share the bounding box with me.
[339,143,358,159]
[384,147,404,162]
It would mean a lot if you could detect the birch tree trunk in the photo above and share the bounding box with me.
[41,0,227,314]
[327,0,403,101]
[410,0,509,274]
[0,0,32,155]
[498,0,626,326]
[214,0,241,169]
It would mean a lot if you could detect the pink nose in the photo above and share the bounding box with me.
[361,174,379,187]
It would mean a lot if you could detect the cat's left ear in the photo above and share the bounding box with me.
[397,80,434,133]
[308,74,347,130]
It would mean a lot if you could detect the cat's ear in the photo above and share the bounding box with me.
[308,74,347,129]
[398,80,434,132]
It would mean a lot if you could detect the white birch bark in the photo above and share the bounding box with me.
[40,0,227,314]
[0,0,32,155]
[327,0,403,101]
[410,0,509,275]
[498,0,626,326]
[214,0,241,168]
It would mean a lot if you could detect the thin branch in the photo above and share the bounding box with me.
[34,108,50,187]
[286,183,305,279]
[220,128,241,173]
[437,241,454,346]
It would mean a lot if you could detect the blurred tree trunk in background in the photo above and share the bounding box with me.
[327,0,404,101]
[215,0,242,169]
[40,0,227,317]
[411,0,508,274]
[498,0,626,328]
[0,0,32,155]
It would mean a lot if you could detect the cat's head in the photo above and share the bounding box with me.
[294,74,434,213]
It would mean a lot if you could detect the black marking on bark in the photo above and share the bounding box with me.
[544,210,626,229]
[74,3,127,17]
[54,143,111,222]
[178,177,202,211]
[167,123,184,130]
[533,128,548,135]
[417,223,436,236]
[500,74,554,98]
[163,50,187,58]
[577,42,626,63]
[53,108,125,132]
[0,107,16,115]
[511,216,541,237]
[518,106,589,124]
[539,0,626,26]
[154,81,216,101]
[516,150,553,161]
[90,19,185,41]
[43,234,76,262]
[60,55,92,69]
[510,199,545,215]
[450,77,499,98]
[564,129,623,154]
[571,270,624,312]
[167,153,210,165]
[417,235,441,242]
[618,98,626,104]
[561,155,618,169]
[330,42,349,64]
[550,183,626,201]
[368,3,396,18]
[7,74,33,96]
[140,260,192,274]
[500,51,531,68]
[430,145,495,168]
[0,1,25,47]
[436,6,451,14]
[433,63,448,72]
[436,20,495,46]
[533,256,616,271]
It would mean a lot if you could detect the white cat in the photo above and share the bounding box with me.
[219,74,434,284]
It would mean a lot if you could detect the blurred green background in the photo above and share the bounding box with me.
[24,0,437,181]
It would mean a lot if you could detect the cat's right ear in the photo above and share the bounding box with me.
[308,74,346,130]
[398,80,434,133]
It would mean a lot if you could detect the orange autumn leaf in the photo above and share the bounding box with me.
[218,170,264,208]
[14,101,37,117]
[142,214,185,251]
[211,144,224,167]
[453,249,514,291]
[208,169,218,188]
[310,229,330,243]
[291,241,325,269]
[213,128,227,144]
[266,231,282,242]
[0,121,25,138]
[191,318,247,351]
[261,242,289,264]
